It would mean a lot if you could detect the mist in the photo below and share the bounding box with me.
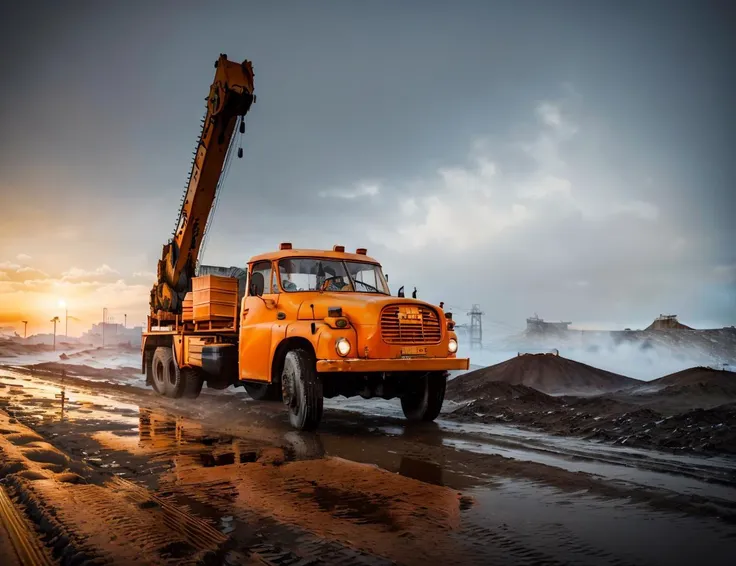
[457,331,734,381]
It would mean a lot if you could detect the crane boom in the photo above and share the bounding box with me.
[150,54,255,317]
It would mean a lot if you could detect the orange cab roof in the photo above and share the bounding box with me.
[248,248,380,265]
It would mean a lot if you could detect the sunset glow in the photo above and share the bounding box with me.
[0,258,151,336]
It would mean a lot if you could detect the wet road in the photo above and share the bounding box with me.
[1,366,735,565]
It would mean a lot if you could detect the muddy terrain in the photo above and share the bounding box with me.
[447,355,736,454]
[1,351,735,565]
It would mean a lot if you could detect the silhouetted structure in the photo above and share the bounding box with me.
[468,304,484,349]
[646,314,692,331]
[525,314,571,334]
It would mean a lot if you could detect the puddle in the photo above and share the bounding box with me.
[0,369,140,428]
[443,436,736,502]
[462,479,736,566]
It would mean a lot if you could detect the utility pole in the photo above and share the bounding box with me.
[468,304,484,349]
[65,306,68,338]
[124,314,127,329]
[51,316,60,351]
[102,307,108,348]
[22,321,28,339]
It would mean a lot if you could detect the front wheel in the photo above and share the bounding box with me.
[281,349,323,431]
[400,371,447,422]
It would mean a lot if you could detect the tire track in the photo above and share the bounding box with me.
[0,485,55,566]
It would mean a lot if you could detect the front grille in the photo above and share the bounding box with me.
[380,304,442,345]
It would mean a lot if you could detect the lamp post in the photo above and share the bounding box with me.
[51,316,60,351]
[22,320,28,339]
[102,307,108,347]
[58,301,68,338]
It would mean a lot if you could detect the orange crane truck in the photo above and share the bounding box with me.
[142,54,470,430]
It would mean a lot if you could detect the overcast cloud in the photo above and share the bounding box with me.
[0,0,733,333]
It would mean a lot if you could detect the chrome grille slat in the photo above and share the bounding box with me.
[380,304,442,345]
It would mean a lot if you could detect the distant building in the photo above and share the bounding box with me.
[525,315,571,334]
[80,323,143,346]
[645,314,692,331]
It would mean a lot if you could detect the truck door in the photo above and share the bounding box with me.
[239,260,279,382]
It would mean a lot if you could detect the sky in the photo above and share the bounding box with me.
[0,0,734,337]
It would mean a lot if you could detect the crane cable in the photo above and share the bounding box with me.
[197,115,243,269]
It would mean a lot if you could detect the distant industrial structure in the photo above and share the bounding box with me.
[468,305,484,349]
[645,314,693,331]
[80,322,142,347]
[525,314,571,334]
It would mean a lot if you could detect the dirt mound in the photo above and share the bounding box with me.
[587,403,736,454]
[0,340,53,358]
[645,366,736,391]
[448,353,640,396]
[448,381,564,422]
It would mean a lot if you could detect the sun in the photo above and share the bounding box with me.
[58,300,66,309]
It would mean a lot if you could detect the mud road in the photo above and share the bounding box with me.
[1,367,735,565]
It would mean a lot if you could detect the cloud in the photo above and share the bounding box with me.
[319,181,381,199]
[713,264,736,284]
[16,253,32,261]
[0,261,48,282]
[364,97,661,256]
[61,264,119,282]
[132,271,156,280]
[536,102,563,128]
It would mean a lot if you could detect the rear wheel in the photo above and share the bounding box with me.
[243,382,282,401]
[281,349,323,431]
[400,371,447,422]
[155,347,203,399]
[180,367,204,399]
[150,347,170,395]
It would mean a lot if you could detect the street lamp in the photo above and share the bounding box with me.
[58,300,67,338]
[102,307,108,347]
[21,320,28,339]
[51,316,60,351]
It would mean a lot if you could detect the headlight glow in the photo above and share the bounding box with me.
[448,338,458,354]
[336,338,351,357]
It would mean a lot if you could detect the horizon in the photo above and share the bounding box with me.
[1,1,734,336]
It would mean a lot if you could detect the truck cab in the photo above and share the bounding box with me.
[142,244,469,430]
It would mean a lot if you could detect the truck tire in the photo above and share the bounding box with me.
[281,349,323,431]
[150,347,170,395]
[243,382,282,401]
[400,371,447,422]
[180,367,204,399]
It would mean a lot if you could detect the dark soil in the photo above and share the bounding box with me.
[447,360,736,455]
[447,353,641,396]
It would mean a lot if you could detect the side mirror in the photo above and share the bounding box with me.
[250,272,265,297]
[398,285,405,298]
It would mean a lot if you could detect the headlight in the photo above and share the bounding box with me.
[335,338,351,357]
[448,338,458,354]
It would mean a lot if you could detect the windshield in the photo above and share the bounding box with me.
[278,258,390,294]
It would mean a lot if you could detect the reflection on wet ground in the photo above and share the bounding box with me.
[2,368,736,565]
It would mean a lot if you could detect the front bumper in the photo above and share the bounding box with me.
[316,357,470,373]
